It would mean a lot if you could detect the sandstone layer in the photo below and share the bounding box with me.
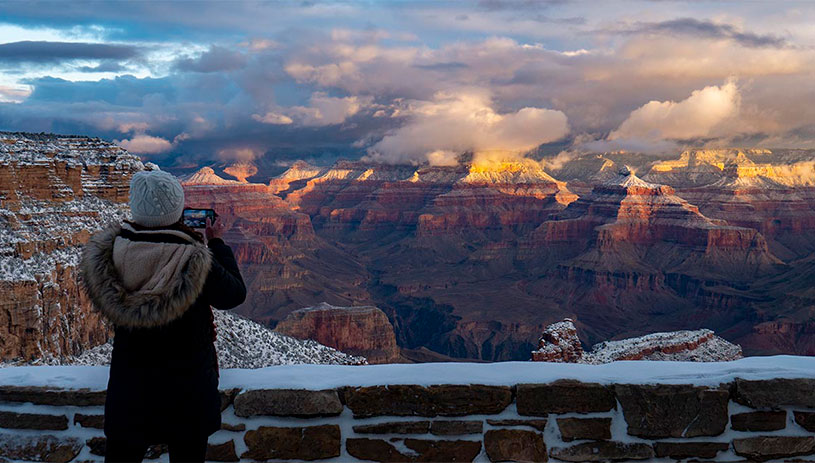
[274,302,400,363]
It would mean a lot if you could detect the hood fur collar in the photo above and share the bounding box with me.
[79,223,212,328]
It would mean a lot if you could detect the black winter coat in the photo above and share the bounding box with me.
[80,222,246,443]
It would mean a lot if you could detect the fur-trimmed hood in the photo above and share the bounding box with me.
[80,223,213,328]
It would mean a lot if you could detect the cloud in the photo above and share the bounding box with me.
[2,3,815,166]
[242,39,280,51]
[218,147,260,162]
[252,112,293,124]
[0,41,140,63]
[76,61,126,73]
[365,90,569,165]
[253,92,372,127]
[115,134,173,154]
[0,84,32,103]
[609,80,740,141]
[289,93,372,126]
[174,45,247,73]
[614,18,786,48]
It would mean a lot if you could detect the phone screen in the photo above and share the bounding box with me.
[182,208,217,228]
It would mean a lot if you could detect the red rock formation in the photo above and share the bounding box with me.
[524,167,783,284]
[531,319,584,362]
[182,168,371,325]
[274,302,400,363]
[180,154,815,361]
[532,319,743,363]
[0,133,142,362]
[644,149,815,261]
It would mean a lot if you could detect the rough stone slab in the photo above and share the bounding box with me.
[486,419,548,432]
[219,388,241,412]
[795,411,815,432]
[484,429,547,462]
[354,421,431,434]
[74,413,104,429]
[0,434,82,463]
[86,438,106,457]
[0,386,105,406]
[734,379,815,409]
[517,380,615,415]
[221,422,246,432]
[343,384,512,418]
[144,443,168,459]
[730,410,787,431]
[549,441,655,462]
[206,440,238,462]
[346,438,481,462]
[430,420,483,435]
[404,439,482,462]
[557,417,611,442]
[615,384,728,438]
[233,389,343,417]
[346,438,409,462]
[653,442,730,459]
[733,436,815,462]
[0,410,68,430]
[242,425,341,461]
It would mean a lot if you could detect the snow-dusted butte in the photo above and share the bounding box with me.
[1,355,814,390]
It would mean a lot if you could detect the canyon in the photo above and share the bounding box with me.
[5,132,815,364]
[180,147,815,361]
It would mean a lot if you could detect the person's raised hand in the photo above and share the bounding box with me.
[205,217,225,241]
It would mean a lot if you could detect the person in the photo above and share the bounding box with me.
[80,169,246,463]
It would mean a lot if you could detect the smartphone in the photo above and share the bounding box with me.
[182,208,218,229]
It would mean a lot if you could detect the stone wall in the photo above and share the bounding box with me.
[2,376,815,462]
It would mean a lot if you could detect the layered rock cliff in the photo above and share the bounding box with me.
[274,302,400,364]
[644,149,815,261]
[182,167,371,326]
[0,132,142,362]
[527,167,783,284]
[178,150,815,361]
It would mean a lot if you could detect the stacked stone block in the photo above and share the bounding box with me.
[1,378,815,461]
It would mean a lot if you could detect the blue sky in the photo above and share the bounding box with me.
[1,1,814,167]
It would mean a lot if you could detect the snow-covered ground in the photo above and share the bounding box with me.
[0,356,813,391]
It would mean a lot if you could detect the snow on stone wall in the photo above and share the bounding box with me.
[1,356,815,462]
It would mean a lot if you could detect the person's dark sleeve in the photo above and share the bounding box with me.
[202,238,247,310]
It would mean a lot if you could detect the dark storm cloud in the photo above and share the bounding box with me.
[0,41,141,63]
[612,18,786,48]
[174,46,248,73]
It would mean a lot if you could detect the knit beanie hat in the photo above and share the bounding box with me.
[129,169,185,227]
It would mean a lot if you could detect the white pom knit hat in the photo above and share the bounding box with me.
[129,169,185,227]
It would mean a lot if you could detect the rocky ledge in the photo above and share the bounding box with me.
[532,318,743,363]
